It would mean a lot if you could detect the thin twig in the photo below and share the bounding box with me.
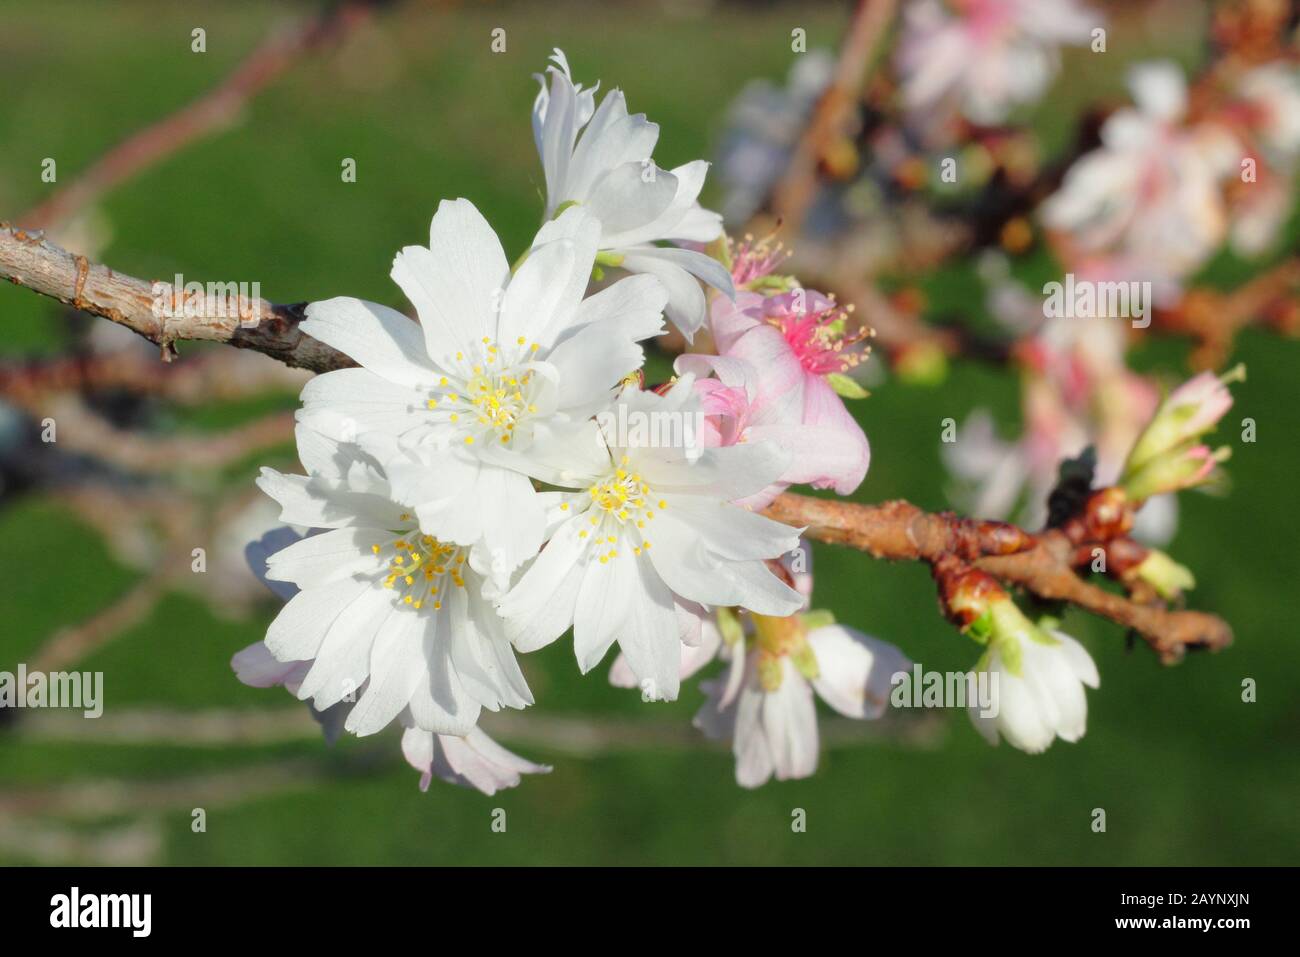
[18,1,381,231]
[22,395,296,474]
[0,224,350,370]
[29,563,179,673]
[767,0,898,232]
[15,705,947,753]
[763,493,1232,664]
[0,349,310,405]
[0,227,1235,660]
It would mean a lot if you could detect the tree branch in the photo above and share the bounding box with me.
[767,0,897,232]
[18,0,381,232]
[762,493,1233,664]
[0,223,351,371]
[1,227,1234,664]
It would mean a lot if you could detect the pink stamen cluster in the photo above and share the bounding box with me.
[762,290,869,377]
[729,232,791,287]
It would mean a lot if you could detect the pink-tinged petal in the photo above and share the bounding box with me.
[231,641,309,689]
[800,375,870,494]
[607,651,639,688]
[733,672,775,788]
[437,730,551,795]
[401,726,437,792]
[746,420,868,499]
[708,291,766,354]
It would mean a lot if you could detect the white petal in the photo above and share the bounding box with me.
[345,607,428,736]
[585,163,679,246]
[297,587,398,708]
[301,297,433,388]
[499,518,587,652]
[537,65,583,212]
[608,551,680,701]
[293,424,356,481]
[617,246,735,338]
[632,433,790,502]
[570,271,668,336]
[546,307,658,411]
[662,497,801,561]
[763,661,819,781]
[392,198,509,361]
[263,576,370,662]
[995,665,1055,753]
[1051,629,1100,689]
[448,588,533,710]
[647,512,801,615]
[572,549,631,673]
[401,727,436,792]
[298,368,428,439]
[734,677,775,788]
[255,468,406,530]
[422,642,482,735]
[499,233,585,349]
[264,526,387,588]
[565,94,660,200]
[807,625,912,719]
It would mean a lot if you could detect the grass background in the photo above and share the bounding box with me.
[0,0,1296,865]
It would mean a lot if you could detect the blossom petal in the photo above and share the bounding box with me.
[298,368,428,439]
[607,551,680,700]
[617,246,733,339]
[807,624,911,719]
[301,297,432,388]
[392,198,509,361]
[345,606,429,736]
[763,660,819,781]
[499,519,587,652]
[264,527,387,588]
[585,163,679,246]
[262,577,369,662]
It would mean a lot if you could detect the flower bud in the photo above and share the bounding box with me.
[1121,365,1244,485]
[1133,549,1196,600]
[1121,442,1231,500]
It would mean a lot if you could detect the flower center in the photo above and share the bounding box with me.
[729,232,791,289]
[573,456,665,563]
[752,613,819,690]
[372,525,467,611]
[425,336,543,446]
[766,296,868,377]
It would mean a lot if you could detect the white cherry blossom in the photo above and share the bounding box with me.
[297,199,667,583]
[532,48,733,337]
[255,425,532,738]
[497,379,803,701]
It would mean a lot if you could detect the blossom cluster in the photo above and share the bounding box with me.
[231,40,1249,795]
[233,51,881,793]
[1043,59,1300,298]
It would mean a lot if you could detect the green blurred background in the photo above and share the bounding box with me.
[1,0,1296,865]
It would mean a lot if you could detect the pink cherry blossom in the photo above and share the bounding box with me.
[676,291,870,508]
